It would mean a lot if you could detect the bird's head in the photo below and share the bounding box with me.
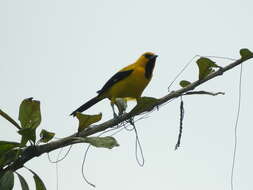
[136,52,158,79]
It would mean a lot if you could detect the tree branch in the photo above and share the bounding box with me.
[184,91,225,96]
[2,54,252,174]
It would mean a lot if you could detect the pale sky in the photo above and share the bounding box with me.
[1,0,253,190]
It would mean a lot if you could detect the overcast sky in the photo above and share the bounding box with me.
[1,0,253,190]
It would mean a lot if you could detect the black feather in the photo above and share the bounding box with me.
[70,96,102,116]
[97,70,134,94]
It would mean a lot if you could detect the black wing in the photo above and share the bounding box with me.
[97,69,133,95]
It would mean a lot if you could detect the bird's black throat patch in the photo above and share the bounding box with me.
[145,58,156,79]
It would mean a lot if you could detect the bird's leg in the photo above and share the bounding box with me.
[111,102,118,118]
[115,98,127,115]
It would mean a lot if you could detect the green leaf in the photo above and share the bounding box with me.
[28,169,46,190]
[0,149,20,168]
[129,97,158,116]
[76,113,102,132]
[34,174,46,190]
[19,98,41,129]
[240,48,253,59]
[16,173,29,190]
[196,57,220,80]
[84,136,119,149]
[0,141,20,155]
[179,80,191,87]
[0,170,14,190]
[39,129,55,143]
[18,128,36,146]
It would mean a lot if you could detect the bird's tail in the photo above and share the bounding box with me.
[70,95,103,116]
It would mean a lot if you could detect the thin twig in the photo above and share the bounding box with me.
[184,91,225,96]
[129,118,145,167]
[0,109,21,129]
[231,63,243,190]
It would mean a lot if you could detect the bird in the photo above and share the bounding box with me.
[70,52,158,117]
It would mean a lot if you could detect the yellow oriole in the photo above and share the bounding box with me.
[71,52,158,116]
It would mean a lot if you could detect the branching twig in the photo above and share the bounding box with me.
[1,54,252,174]
[184,91,225,96]
[0,109,21,129]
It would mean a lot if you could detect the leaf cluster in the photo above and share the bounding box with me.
[0,98,54,189]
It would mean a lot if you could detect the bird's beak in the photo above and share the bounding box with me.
[152,55,158,59]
